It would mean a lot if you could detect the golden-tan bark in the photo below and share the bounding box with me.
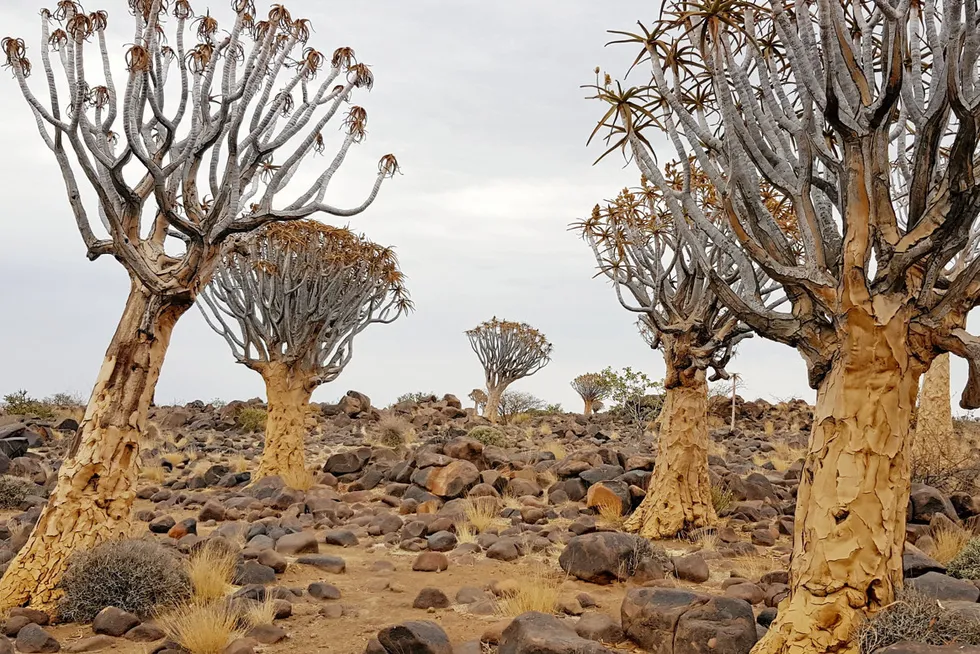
[624,367,715,539]
[916,352,954,444]
[254,362,314,484]
[0,279,191,614]
[753,309,925,654]
[583,398,595,416]
[485,384,505,424]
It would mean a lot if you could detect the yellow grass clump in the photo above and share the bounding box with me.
[934,525,972,566]
[454,521,477,544]
[464,498,504,533]
[281,466,316,492]
[243,596,279,628]
[541,440,567,460]
[187,542,238,603]
[729,554,779,582]
[595,499,626,531]
[157,601,243,654]
[494,567,563,617]
[141,464,167,483]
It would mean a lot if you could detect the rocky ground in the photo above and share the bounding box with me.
[0,392,977,654]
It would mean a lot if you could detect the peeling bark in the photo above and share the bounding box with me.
[254,362,314,484]
[485,384,506,424]
[753,310,925,654]
[583,398,595,416]
[916,353,954,444]
[625,366,715,539]
[0,279,191,614]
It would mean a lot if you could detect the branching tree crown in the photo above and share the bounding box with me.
[575,170,757,386]
[590,0,980,399]
[466,318,553,390]
[3,0,398,309]
[570,373,611,405]
[199,220,412,386]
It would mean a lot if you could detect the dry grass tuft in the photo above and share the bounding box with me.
[692,531,720,552]
[141,464,167,483]
[595,500,626,531]
[242,595,278,628]
[374,416,416,449]
[541,440,567,460]
[281,466,315,491]
[229,455,250,474]
[157,601,244,654]
[711,484,735,515]
[934,525,972,566]
[454,521,477,544]
[187,542,238,604]
[464,498,504,533]
[494,567,563,617]
[729,554,779,582]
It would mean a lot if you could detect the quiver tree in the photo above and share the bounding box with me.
[570,373,610,416]
[593,0,980,649]
[0,0,398,612]
[466,318,552,423]
[200,221,411,484]
[576,178,752,538]
[468,389,488,412]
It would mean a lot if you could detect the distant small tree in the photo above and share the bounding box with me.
[498,390,545,422]
[599,366,661,434]
[466,318,552,424]
[468,389,488,413]
[200,221,411,483]
[570,373,611,416]
[395,392,436,405]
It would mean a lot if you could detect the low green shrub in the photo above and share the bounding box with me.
[236,407,267,433]
[0,475,39,509]
[947,536,980,579]
[468,426,509,448]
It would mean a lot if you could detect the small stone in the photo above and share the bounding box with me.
[412,588,450,610]
[673,553,710,583]
[246,624,287,645]
[412,552,449,572]
[257,549,287,574]
[64,636,115,653]
[294,555,345,573]
[308,582,341,600]
[92,607,140,637]
[124,623,166,642]
[15,624,60,653]
[323,530,359,547]
[275,532,319,555]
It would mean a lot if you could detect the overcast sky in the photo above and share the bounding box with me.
[0,0,972,412]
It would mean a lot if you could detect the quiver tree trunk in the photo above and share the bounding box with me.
[754,311,925,654]
[0,279,191,614]
[624,366,715,539]
[254,362,314,484]
[485,384,506,424]
[583,398,595,416]
[916,353,954,444]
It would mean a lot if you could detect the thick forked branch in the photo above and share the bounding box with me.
[2,0,399,299]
